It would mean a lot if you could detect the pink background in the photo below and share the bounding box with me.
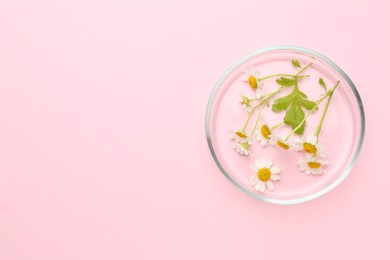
[0,0,389,259]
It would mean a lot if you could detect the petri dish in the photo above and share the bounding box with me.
[205,46,365,204]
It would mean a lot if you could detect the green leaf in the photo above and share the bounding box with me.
[292,59,301,68]
[319,78,327,91]
[272,83,317,135]
[276,77,296,87]
[298,91,307,98]
[272,92,294,112]
[300,99,318,110]
[284,102,305,134]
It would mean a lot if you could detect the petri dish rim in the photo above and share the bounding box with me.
[205,45,365,205]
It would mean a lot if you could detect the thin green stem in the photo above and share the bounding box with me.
[296,63,313,76]
[242,102,263,132]
[242,86,285,131]
[257,74,309,82]
[250,105,267,135]
[272,121,284,129]
[314,81,340,137]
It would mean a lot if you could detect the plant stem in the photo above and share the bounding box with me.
[250,105,267,135]
[242,102,264,132]
[296,63,313,76]
[257,74,309,81]
[314,81,340,137]
[242,86,285,131]
[272,121,284,129]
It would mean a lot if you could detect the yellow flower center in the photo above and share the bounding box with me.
[260,125,271,139]
[242,96,250,105]
[303,142,317,154]
[257,167,271,181]
[277,140,290,150]
[308,162,321,169]
[248,75,258,89]
[235,131,248,138]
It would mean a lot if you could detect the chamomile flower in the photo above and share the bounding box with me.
[242,66,263,98]
[298,155,329,175]
[238,92,251,112]
[234,139,253,155]
[249,158,281,192]
[292,135,325,157]
[276,139,290,150]
[230,130,251,144]
[256,123,277,146]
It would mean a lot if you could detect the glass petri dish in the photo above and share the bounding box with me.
[205,46,365,204]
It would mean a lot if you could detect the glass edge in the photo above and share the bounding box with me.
[205,45,366,205]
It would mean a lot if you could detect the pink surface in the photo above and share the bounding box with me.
[0,0,389,259]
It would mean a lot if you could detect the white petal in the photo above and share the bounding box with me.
[260,158,267,168]
[305,169,312,174]
[255,181,266,192]
[254,159,262,169]
[265,159,272,168]
[291,137,303,150]
[261,139,267,146]
[256,88,262,98]
[256,158,266,169]
[306,154,316,160]
[266,181,275,190]
[298,160,307,170]
[269,135,277,145]
[249,175,258,185]
[250,163,258,172]
[320,160,330,166]
[270,165,280,174]
[291,143,302,151]
[271,174,280,180]
[317,149,326,158]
